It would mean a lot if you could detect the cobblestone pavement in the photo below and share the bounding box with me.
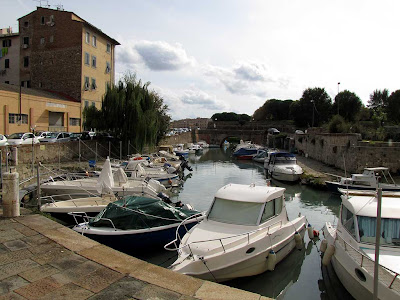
[0,209,271,300]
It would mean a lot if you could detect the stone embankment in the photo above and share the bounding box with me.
[0,208,272,300]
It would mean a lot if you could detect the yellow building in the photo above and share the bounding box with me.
[0,83,81,135]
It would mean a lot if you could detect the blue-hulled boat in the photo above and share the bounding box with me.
[232,141,263,160]
[72,196,203,251]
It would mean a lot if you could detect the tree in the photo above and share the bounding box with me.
[211,112,251,121]
[332,90,363,122]
[253,99,293,121]
[83,105,101,130]
[290,87,332,127]
[387,90,400,124]
[368,89,389,110]
[85,72,171,151]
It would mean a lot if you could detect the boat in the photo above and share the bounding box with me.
[122,159,181,187]
[165,183,308,282]
[41,158,169,200]
[197,140,209,148]
[232,140,263,160]
[252,150,266,163]
[322,192,400,299]
[338,188,400,197]
[40,193,116,222]
[173,144,190,158]
[72,195,204,250]
[264,152,303,182]
[188,144,203,155]
[325,167,400,194]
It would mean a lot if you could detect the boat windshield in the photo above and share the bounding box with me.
[208,198,263,226]
[358,216,400,246]
[274,157,296,165]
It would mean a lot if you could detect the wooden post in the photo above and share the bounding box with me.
[2,168,19,217]
[37,163,41,209]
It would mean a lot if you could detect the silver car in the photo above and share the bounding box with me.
[40,132,71,143]
[7,132,39,145]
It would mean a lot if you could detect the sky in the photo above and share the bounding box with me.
[2,0,400,120]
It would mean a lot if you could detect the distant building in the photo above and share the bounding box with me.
[18,6,120,111]
[0,83,81,134]
[0,27,20,86]
[170,118,211,129]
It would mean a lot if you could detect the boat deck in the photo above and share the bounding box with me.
[0,208,272,300]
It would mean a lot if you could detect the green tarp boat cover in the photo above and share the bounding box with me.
[89,196,200,230]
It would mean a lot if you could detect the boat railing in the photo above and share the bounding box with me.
[336,235,400,294]
[164,217,285,257]
[68,212,117,231]
[41,193,101,205]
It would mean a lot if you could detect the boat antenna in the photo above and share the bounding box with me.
[343,153,349,193]
[373,188,383,300]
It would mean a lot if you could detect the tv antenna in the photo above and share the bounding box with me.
[33,0,51,8]
[54,3,64,10]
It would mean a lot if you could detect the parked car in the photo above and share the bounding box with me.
[267,128,280,135]
[80,131,95,140]
[69,132,82,141]
[7,132,39,145]
[95,132,118,142]
[0,134,8,146]
[40,132,71,143]
[35,131,52,140]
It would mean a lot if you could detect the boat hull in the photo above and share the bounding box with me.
[74,221,198,251]
[325,181,400,194]
[271,172,301,182]
[172,218,306,282]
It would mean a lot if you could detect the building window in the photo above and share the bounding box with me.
[40,37,45,45]
[24,21,29,27]
[106,43,111,53]
[91,78,97,90]
[84,100,89,107]
[91,55,96,68]
[84,52,90,65]
[26,80,31,88]
[39,82,42,88]
[106,61,111,73]
[5,59,9,69]
[23,37,29,46]
[5,81,9,84]
[84,76,90,90]
[9,113,28,124]
[41,16,45,25]
[49,35,54,43]
[85,32,90,44]
[92,35,97,47]
[21,81,25,87]
[69,118,80,126]
[23,56,29,67]
[2,39,11,47]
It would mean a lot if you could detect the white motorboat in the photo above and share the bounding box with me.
[41,158,168,200]
[232,140,264,160]
[40,193,116,220]
[322,192,400,300]
[197,140,209,148]
[165,183,307,282]
[264,152,303,182]
[123,160,181,187]
[252,150,266,163]
[325,167,400,194]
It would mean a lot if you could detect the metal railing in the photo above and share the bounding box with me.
[165,216,288,258]
[41,192,103,206]
[336,235,400,293]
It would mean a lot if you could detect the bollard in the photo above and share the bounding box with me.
[10,146,18,166]
[2,169,20,217]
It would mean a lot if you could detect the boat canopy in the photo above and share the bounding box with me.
[270,152,296,158]
[342,195,400,219]
[214,183,284,204]
[89,196,200,230]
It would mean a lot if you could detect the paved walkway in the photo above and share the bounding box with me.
[0,208,271,300]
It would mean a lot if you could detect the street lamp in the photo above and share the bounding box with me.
[337,82,341,115]
[311,100,315,127]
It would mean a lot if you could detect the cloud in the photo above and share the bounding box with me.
[181,89,228,110]
[117,40,195,71]
[203,62,289,99]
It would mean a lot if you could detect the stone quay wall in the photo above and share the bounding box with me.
[295,133,400,174]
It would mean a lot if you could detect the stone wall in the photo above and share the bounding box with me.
[160,131,193,145]
[295,133,400,174]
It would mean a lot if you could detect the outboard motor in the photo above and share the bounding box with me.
[157,192,171,203]
[180,159,193,172]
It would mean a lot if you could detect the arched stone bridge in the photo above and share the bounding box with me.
[197,128,267,147]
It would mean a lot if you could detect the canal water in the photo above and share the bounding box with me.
[137,147,343,300]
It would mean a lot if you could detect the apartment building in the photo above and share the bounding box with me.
[18,7,120,111]
[0,27,20,85]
